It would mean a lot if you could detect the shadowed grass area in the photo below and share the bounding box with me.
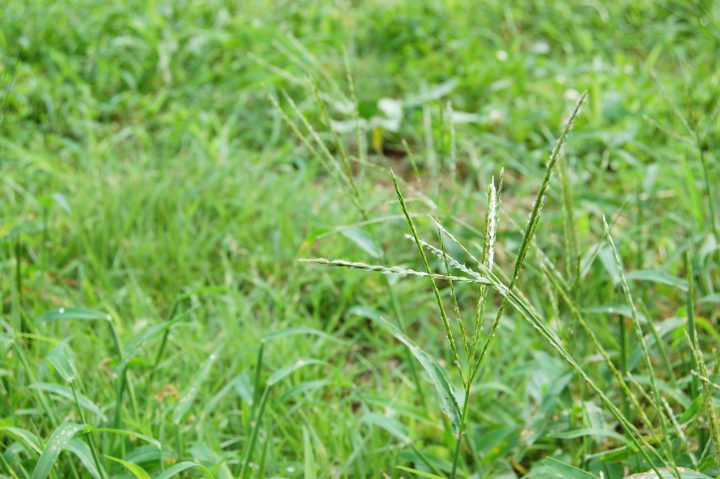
[1,1,719,478]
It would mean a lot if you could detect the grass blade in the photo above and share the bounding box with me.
[391,169,464,383]
[471,92,587,382]
[371,314,461,435]
[303,426,317,479]
[527,457,599,478]
[173,351,218,424]
[36,308,110,324]
[32,422,88,479]
[685,255,720,464]
[267,358,325,387]
[46,341,77,383]
[64,438,105,479]
[602,216,674,459]
[0,426,42,454]
[396,465,446,479]
[104,456,150,479]
[155,462,213,479]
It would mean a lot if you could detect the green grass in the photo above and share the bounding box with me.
[1,0,719,478]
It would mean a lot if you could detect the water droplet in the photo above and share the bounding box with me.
[58,307,65,314]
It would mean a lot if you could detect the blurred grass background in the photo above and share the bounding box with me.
[1,1,719,477]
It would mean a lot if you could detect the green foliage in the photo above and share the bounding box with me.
[32,423,88,479]
[2,0,719,478]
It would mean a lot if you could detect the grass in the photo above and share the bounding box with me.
[1,0,719,478]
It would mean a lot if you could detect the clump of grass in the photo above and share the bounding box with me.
[299,88,719,478]
[3,2,720,477]
[300,93,591,476]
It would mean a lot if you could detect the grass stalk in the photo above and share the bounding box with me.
[70,382,106,479]
[241,387,270,479]
[685,254,720,464]
[437,226,469,359]
[470,92,587,384]
[602,216,679,477]
[391,170,465,385]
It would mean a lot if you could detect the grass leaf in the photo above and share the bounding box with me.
[154,461,212,479]
[360,412,409,443]
[625,468,713,479]
[36,307,110,324]
[92,428,161,449]
[267,358,325,387]
[64,438,105,479]
[527,457,599,478]
[625,270,688,291]
[46,342,77,383]
[395,465,446,479]
[371,315,461,435]
[29,383,106,420]
[0,425,42,454]
[303,427,317,479]
[173,352,218,424]
[340,227,381,258]
[32,422,88,479]
[105,456,151,479]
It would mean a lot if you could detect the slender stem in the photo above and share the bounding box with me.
[241,387,270,479]
[438,227,470,360]
[619,314,629,417]
[71,382,106,479]
[105,317,126,430]
[603,217,676,471]
[113,367,128,429]
[685,253,699,400]
[686,253,720,464]
[409,444,441,476]
[450,384,472,479]
[251,342,265,416]
[14,240,33,342]
[392,170,465,385]
[147,300,180,388]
